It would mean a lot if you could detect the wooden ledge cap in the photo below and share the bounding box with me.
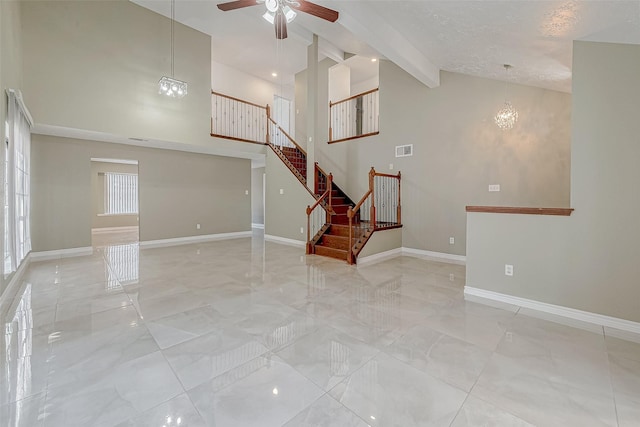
[466,206,574,216]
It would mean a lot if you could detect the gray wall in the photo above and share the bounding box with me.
[91,161,139,229]
[32,135,251,251]
[466,41,640,323]
[264,149,315,242]
[20,0,213,148]
[251,167,264,225]
[343,63,571,255]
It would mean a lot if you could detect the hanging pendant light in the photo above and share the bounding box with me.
[159,0,188,98]
[495,64,518,130]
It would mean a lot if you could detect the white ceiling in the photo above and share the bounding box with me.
[133,0,640,93]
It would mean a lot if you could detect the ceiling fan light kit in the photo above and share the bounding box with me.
[217,0,338,40]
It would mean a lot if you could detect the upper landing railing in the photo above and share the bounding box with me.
[329,88,379,144]
[212,89,380,146]
[211,91,268,144]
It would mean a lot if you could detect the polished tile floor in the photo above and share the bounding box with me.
[1,230,639,426]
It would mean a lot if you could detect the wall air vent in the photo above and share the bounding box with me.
[395,144,413,157]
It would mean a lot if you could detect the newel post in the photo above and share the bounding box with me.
[369,167,376,229]
[265,104,271,144]
[328,173,333,211]
[306,205,312,254]
[397,171,402,225]
[347,206,354,265]
[329,101,333,141]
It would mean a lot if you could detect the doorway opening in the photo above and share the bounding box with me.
[90,158,139,247]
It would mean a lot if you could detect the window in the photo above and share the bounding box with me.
[104,173,138,215]
[5,89,32,275]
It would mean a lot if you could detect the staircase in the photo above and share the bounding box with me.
[209,91,401,265]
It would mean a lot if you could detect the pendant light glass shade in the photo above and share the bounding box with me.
[495,64,518,129]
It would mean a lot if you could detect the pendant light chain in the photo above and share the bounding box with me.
[171,0,175,78]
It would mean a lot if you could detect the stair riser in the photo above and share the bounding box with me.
[328,224,352,236]
[314,245,348,260]
[330,205,351,214]
[321,235,350,250]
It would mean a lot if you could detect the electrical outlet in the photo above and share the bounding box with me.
[279,188,284,195]
[196,223,201,230]
[245,190,249,195]
[506,332,513,342]
[505,264,514,276]
[389,163,393,170]
[449,237,455,245]
[449,273,455,281]
[489,184,501,192]
[300,227,304,234]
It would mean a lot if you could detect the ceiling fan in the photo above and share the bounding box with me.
[217,0,339,40]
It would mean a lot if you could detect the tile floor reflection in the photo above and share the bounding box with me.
[1,230,639,426]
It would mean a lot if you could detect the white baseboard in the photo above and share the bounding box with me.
[30,246,94,261]
[401,247,466,265]
[0,253,31,309]
[92,226,139,234]
[357,248,403,266]
[264,234,305,247]
[251,223,265,229]
[140,231,252,249]
[464,286,640,335]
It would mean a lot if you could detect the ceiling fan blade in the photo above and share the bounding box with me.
[217,0,259,12]
[292,0,338,22]
[275,9,288,39]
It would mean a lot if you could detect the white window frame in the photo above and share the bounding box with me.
[103,172,138,215]
[5,89,33,275]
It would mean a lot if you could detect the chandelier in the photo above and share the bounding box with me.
[159,0,188,98]
[495,64,518,130]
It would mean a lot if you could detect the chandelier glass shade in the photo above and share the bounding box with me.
[494,64,518,130]
[494,101,518,130]
[158,76,188,98]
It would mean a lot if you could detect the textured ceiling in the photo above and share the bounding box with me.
[133,0,640,93]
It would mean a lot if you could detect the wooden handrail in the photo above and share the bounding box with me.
[211,91,267,110]
[373,171,401,179]
[347,189,372,219]
[307,174,334,254]
[267,117,307,156]
[329,87,379,107]
[314,161,330,179]
[306,174,334,215]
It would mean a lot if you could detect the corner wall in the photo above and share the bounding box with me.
[31,135,251,251]
[466,41,640,323]
[264,149,315,243]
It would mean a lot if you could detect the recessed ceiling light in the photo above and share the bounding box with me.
[371,58,377,62]
[271,72,278,77]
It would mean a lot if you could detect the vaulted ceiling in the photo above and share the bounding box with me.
[132,0,640,93]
